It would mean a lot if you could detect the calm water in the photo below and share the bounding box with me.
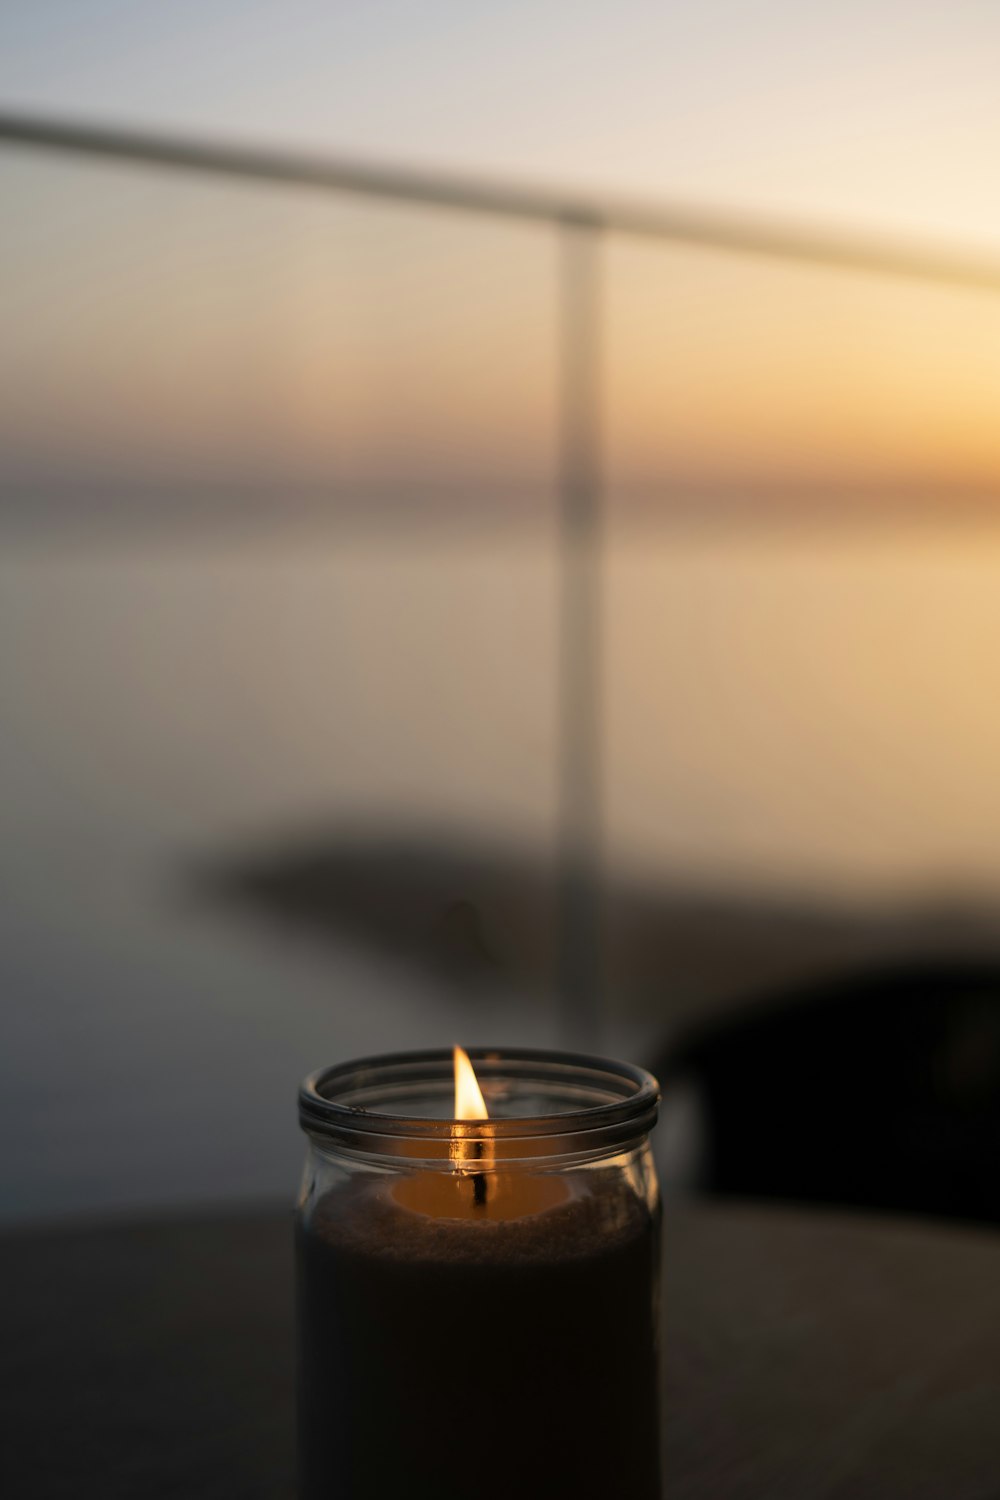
[5,516,1000,1222]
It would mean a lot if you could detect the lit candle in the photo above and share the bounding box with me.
[296,1047,661,1500]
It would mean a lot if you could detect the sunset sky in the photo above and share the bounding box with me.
[3,1,1000,247]
[3,2,1000,504]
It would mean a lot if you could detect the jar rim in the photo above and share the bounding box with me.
[299,1047,659,1161]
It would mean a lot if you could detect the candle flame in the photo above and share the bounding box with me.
[453,1046,489,1120]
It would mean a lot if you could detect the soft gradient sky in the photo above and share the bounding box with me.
[4,2,1000,502]
[2,0,1000,249]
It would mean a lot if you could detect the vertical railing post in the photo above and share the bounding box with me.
[556,214,604,1047]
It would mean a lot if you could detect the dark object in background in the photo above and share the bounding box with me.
[656,958,1000,1226]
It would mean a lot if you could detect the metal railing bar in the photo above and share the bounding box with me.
[556,222,604,1047]
[3,110,1000,292]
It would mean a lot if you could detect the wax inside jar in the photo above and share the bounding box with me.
[390,1167,571,1221]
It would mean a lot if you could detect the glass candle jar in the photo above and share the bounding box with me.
[296,1047,661,1500]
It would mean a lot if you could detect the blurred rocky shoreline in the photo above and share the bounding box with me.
[192,827,1000,1030]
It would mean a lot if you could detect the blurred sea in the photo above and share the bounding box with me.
[5,514,1000,1223]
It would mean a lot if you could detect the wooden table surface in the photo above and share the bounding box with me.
[3,1201,999,1499]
